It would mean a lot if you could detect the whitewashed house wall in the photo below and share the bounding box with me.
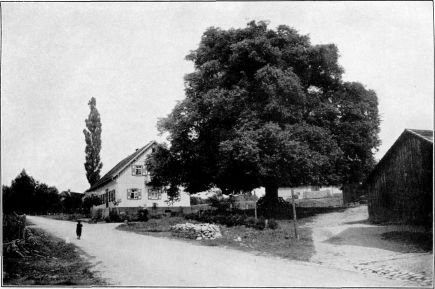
[88,142,190,211]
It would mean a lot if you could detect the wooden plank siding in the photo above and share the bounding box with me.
[365,129,433,226]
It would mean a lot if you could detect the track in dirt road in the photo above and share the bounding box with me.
[28,216,406,287]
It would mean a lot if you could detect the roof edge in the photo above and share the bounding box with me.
[84,140,157,193]
[114,141,157,179]
[364,129,433,185]
[405,128,433,144]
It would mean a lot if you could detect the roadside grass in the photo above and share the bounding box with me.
[117,217,315,262]
[3,227,106,286]
[40,213,89,222]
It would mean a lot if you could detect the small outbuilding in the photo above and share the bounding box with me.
[365,129,433,225]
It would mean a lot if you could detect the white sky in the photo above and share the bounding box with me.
[1,2,433,192]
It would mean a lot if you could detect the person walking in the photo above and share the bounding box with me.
[76,220,83,240]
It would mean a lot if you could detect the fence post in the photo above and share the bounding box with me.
[291,189,299,240]
[254,200,258,220]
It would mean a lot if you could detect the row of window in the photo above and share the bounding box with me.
[96,188,162,204]
[132,165,150,176]
[124,188,162,201]
[97,189,115,205]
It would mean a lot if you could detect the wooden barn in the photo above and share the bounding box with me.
[365,129,433,225]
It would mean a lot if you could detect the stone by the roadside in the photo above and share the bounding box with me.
[171,222,222,240]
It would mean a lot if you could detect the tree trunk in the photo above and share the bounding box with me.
[265,185,279,201]
[263,185,279,218]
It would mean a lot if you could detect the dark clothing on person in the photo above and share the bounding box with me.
[76,223,83,239]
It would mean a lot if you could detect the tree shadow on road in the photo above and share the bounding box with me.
[324,226,432,253]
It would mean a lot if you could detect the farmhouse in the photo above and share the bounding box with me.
[59,190,83,202]
[84,141,190,216]
[365,129,433,225]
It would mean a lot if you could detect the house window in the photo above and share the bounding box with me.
[127,188,142,200]
[132,165,143,176]
[148,188,162,200]
[108,190,115,202]
[312,186,320,191]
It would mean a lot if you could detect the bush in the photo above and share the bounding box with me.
[119,212,131,222]
[255,217,266,230]
[257,196,292,219]
[184,213,197,221]
[92,208,103,220]
[184,211,272,230]
[137,208,149,222]
[104,216,111,223]
[150,214,164,219]
[109,209,121,222]
[244,217,257,227]
[267,218,279,230]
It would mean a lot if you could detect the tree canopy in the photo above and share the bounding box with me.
[83,97,103,186]
[2,170,62,214]
[148,21,380,200]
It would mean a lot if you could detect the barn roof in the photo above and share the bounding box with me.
[364,128,433,185]
[86,141,156,192]
[406,129,433,143]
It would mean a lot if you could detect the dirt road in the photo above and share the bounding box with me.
[305,205,433,286]
[28,216,405,287]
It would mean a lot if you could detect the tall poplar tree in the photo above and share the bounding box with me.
[83,97,103,186]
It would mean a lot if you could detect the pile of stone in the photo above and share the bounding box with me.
[170,222,222,240]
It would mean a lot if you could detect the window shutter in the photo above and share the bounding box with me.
[132,165,135,175]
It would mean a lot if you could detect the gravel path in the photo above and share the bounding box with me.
[305,205,433,287]
[28,216,404,287]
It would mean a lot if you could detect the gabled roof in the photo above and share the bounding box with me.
[60,191,83,198]
[365,128,433,184]
[406,129,433,143]
[86,141,156,192]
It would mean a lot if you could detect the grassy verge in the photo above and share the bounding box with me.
[40,213,89,222]
[3,227,106,286]
[117,217,315,262]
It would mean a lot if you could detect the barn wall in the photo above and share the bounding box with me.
[367,133,433,225]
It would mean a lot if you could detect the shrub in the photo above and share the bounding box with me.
[244,217,257,227]
[137,208,149,222]
[92,208,103,220]
[150,214,164,219]
[108,209,121,222]
[255,217,266,230]
[184,213,197,221]
[119,212,131,222]
[267,218,279,230]
[257,196,292,219]
[104,216,111,223]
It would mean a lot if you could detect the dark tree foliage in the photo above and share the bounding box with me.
[61,191,83,213]
[83,97,103,186]
[2,170,61,214]
[82,195,101,213]
[148,21,380,204]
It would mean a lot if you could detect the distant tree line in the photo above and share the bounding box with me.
[2,170,96,215]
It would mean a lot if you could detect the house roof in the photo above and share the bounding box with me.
[60,191,83,199]
[364,128,433,184]
[86,141,156,192]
